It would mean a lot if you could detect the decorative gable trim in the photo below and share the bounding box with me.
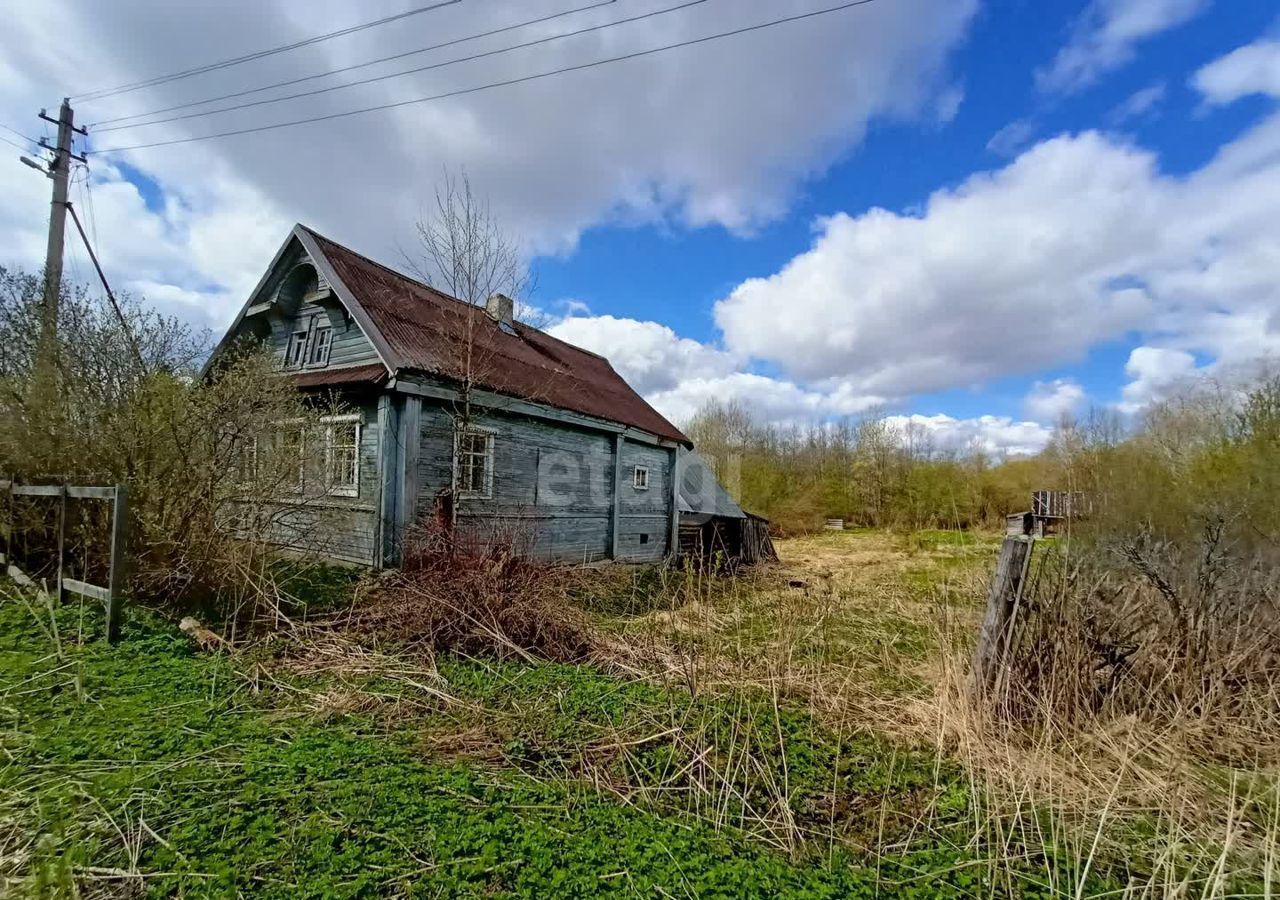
[200,224,395,381]
[293,225,402,374]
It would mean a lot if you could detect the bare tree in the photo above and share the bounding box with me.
[408,171,533,528]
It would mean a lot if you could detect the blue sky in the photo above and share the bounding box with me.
[535,0,1278,424]
[3,0,1279,453]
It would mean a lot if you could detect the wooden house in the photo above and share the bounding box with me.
[205,224,717,568]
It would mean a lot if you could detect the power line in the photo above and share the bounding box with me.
[93,0,708,134]
[90,0,880,155]
[66,201,148,372]
[0,134,30,153]
[0,123,37,145]
[89,0,617,129]
[74,0,463,103]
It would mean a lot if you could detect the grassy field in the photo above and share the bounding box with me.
[0,530,1264,897]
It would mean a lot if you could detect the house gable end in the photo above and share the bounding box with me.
[202,227,390,379]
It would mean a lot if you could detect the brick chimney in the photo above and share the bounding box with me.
[485,292,514,327]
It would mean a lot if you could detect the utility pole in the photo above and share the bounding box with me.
[33,99,86,378]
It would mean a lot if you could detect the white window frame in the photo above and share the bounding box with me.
[307,325,333,368]
[285,329,309,369]
[632,465,650,490]
[233,435,259,486]
[323,414,361,498]
[278,424,307,492]
[454,425,496,500]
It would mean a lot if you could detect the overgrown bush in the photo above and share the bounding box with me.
[990,373,1280,759]
[0,267,353,622]
[348,518,596,662]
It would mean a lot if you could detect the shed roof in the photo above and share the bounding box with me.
[678,450,745,519]
[297,226,689,445]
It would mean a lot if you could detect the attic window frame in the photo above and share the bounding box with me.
[633,465,650,491]
[284,328,309,370]
[307,324,333,368]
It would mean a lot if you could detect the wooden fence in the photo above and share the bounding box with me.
[1,480,129,642]
[971,535,1035,697]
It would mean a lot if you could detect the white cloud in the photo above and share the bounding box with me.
[1025,379,1087,422]
[648,373,884,428]
[1038,0,1208,94]
[1119,346,1198,411]
[1194,38,1280,105]
[546,313,884,426]
[713,114,1280,401]
[986,118,1037,157]
[0,0,978,331]
[547,314,738,396]
[1110,81,1167,122]
[883,414,1053,457]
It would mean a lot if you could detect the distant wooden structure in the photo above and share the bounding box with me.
[676,450,776,568]
[1006,490,1090,537]
[824,518,845,531]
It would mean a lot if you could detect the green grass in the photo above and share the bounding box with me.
[0,587,1105,898]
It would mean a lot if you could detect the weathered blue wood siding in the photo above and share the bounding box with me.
[231,243,382,372]
[233,393,381,566]
[412,403,610,561]
[616,440,671,562]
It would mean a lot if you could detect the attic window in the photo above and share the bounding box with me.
[633,466,650,490]
[285,329,308,369]
[308,326,332,367]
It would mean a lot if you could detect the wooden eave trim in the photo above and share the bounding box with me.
[386,376,684,449]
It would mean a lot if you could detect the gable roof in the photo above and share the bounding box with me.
[222,224,688,445]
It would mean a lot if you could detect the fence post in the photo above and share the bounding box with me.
[2,477,11,567]
[971,536,1035,699]
[55,485,66,603]
[105,484,129,643]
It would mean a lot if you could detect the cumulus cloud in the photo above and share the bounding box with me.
[1025,379,1087,423]
[883,414,1053,457]
[713,112,1280,400]
[1194,38,1280,105]
[1119,345,1198,411]
[1038,0,1208,94]
[547,314,737,395]
[0,0,978,330]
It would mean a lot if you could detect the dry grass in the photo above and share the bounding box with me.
[599,528,1280,895]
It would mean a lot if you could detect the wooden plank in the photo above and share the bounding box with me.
[66,486,117,500]
[970,536,1034,698]
[397,394,421,540]
[13,485,65,497]
[12,485,116,499]
[55,486,65,603]
[7,564,33,587]
[63,578,110,603]
[105,484,128,644]
[391,377,679,449]
[668,447,681,557]
[375,393,399,568]
[610,434,623,559]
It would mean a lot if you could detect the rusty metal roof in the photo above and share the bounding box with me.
[301,226,689,445]
[289,363,389,389]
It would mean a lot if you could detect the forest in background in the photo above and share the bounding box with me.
[682,373,1274,536]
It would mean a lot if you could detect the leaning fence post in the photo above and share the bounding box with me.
[971,535,1035,700]
[105,484,129,643]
